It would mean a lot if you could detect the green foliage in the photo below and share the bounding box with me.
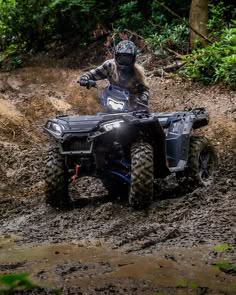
[49,0,108,37]
[0,44,18,62]
[0,0,108,53]
[146,21,189,56]
[214,261,230,269]
[208,1,228,33]
[180,26,236,87]
[149,1,168,26]
[213,243,232,252]
[50,0,96,13]
[114,1,144,32]
[176,280,199,289]
[0,0,235,89]
[0,273,62,294]
[150,0,189,22]
[113,0,189,56]
[208,1,236,36]
[0,273,38,293]
[0,0,56,51]
[230,283,236,290]
[231,265,236,273]
[0,0,16,50]
[213,261,236,274]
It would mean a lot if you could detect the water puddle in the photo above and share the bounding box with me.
[0,235,235,293]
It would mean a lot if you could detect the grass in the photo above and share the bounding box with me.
[0,273,61,294]
[176,280,199,289]
[213,243,232,252]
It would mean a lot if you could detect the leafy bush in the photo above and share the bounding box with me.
[208,1,236,36]
[0,0,110,52]
[49,0,108,38]
[0,0,16,51]
[114,1,145,32]
[113,0,189,56]
[146,21,189,56]
[0,0,56,51]
[180,24,236,87]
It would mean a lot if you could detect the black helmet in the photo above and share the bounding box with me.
[114,40,137,72]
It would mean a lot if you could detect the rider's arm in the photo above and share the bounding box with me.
[133,64,149,106]
[80,60,113,81]
[137,83,150,106]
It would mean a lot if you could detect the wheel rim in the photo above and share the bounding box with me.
[198,150,214,185]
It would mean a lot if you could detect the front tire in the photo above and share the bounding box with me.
[129,142,154,209]
[45,145,71,208]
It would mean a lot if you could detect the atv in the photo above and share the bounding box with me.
[44,80,217,209]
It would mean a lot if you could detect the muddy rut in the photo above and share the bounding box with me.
[0,62,235,294]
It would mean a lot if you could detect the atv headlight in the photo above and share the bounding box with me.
[107,97,126,111]
[102,120,124,131]
[46,121,64,136]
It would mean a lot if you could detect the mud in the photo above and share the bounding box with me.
[0,56,236,294]
[0,236,236,294]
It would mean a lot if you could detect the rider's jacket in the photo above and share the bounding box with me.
[81,59,149,107]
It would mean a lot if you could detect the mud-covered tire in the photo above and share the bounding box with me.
[129,142,154,209]
[45,146,70,208]
[184,136,218,187]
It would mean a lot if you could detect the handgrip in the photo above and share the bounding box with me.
[77,79,97,88]
[88,80,97,87]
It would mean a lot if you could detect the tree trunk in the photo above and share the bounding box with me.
[189,0,209,48]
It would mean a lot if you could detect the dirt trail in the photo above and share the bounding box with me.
[0,61,235,294]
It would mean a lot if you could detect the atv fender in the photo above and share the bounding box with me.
[152,119,171,178]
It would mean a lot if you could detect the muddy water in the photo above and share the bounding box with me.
[0,236,235,294]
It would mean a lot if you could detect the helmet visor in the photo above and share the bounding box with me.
[116,54,134,66]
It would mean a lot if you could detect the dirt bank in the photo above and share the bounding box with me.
[0,60,235,294]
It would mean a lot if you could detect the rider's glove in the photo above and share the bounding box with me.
[79,75,89,87]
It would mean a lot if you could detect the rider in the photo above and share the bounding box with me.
[80,40,169,176]
[79,40,149,110]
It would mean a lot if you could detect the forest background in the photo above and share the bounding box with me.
[0,0,235,87]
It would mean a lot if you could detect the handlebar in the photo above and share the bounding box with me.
[77,79,97,89]
[77,80,148,112]
[87,80,97,88]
